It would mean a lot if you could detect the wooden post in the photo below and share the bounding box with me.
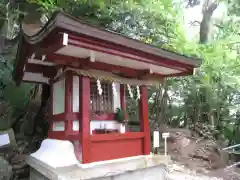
[64,71,73,136]
[79,76,91,163]
[120,84,126,110]
[139,86,151,155]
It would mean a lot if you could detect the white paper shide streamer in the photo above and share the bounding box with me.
[127,84,133,99]
[97,79,102,95]
[112,82,117,97]
[136,85,140,100]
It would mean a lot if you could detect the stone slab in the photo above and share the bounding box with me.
[30,164,166,180]
[27,155,170,180]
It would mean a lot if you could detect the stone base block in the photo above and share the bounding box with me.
[30,163,166,180]
[27,139,170,180]
[27,154,169,180]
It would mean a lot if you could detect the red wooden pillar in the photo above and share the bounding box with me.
[64,71,73,136]
[79,76,91,163]
[139,86,151,155]
[120,84,126,110]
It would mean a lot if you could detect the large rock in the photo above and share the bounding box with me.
[0,156,12,180]
[166,128,225,170]
[0,102,14,131]
[189,140,224,169]
[167,129,193,155]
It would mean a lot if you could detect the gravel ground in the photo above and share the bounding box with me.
[166,162,240,180]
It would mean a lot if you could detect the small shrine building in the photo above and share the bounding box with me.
[13,11,201,166]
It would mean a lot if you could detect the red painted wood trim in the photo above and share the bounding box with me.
[50,112,116,121]
[49,131,81,140]
[65,71,73,135]
[165,69,194,77]
[49,54,143,77]
[68,35,193,71]
[68,40,186,72]
[79,76,91,164]
[92,113,115,120]
[48,131,67,140]
[32,31,64,56]
[50,113,77,121]
[24,63,57,78]
[120,84,126,110]
[91,129,119,134]
[50,113,66,121]
[65,71,73,113]
[90,132,144,142]
[139,86,151,155]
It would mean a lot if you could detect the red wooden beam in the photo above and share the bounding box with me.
[164,69,194,77]
[68,34,194,71]
[120,84,126,110]
[47,54,191,80]
[65,71,73,136]
[137,69,153,78]
[24,63,57,78]
[31,31,64,55]
[90,132,144,142]
[79,76,91,164]
[48,53,141,77]
[139,86,151,155]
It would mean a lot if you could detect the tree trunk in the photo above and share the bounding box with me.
[32,84,50,138]
[199,1,218,44]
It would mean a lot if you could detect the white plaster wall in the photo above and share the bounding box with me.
[73,120,79,131]
[52,121,65,131]
[73,76,79,112]
[53,78,65,115]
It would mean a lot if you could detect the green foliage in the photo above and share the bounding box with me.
[115,108,126,123]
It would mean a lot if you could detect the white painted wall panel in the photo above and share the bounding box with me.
[73,120,79,131]
[53,78,65,115]
[72,76,79,112]
[52,121,65,131]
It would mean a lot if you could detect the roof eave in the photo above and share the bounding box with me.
[20,11,201,67]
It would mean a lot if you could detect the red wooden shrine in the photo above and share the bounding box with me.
[13,11,201,164]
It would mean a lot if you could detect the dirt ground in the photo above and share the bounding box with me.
[163,128,240,180]
[167,160,240,180]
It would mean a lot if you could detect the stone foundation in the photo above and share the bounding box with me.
[27,139,170,180]
[30,164,166,180]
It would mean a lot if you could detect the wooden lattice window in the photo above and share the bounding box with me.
[90,80,113,113]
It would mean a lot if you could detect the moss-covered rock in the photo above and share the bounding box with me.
[0,156,12,180]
